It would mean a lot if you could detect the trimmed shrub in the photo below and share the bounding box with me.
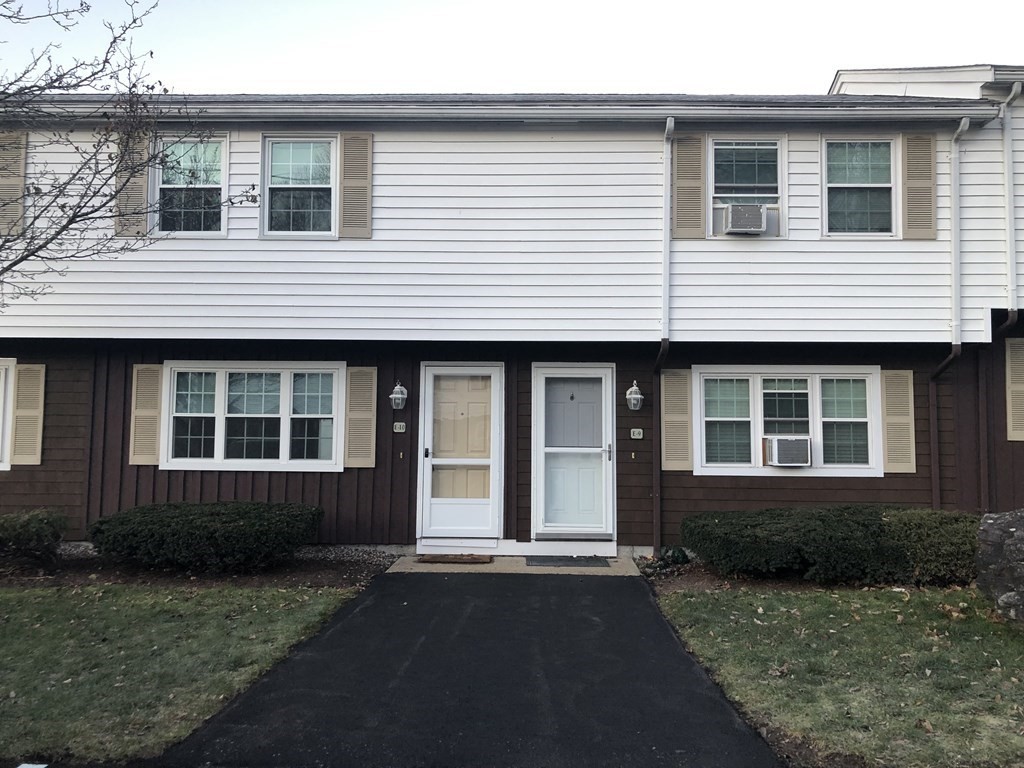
[89,502,323,573]
[681,505,978,586]
[0,508,66,565]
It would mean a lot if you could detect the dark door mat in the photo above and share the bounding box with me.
[417,554,494,564]
[525,556,611,567]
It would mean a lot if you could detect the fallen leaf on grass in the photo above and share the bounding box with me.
[915,718,934,734]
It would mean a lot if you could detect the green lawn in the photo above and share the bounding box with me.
[661,586,1024,768]
[0,585,351,762]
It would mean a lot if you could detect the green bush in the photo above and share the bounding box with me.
[89,502,323,573]
[681,505,978,586]
[0,508,66,565]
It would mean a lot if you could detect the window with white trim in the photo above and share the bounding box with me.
[693,366,883,477]
[0,359,13,470]
[825,140,894,234]
[263,138,336,235]
[157,139,226,233]
[711,139,782,236]
[160,361,345,471]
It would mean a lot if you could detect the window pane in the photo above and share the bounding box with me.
[160,188,222,232]
[267,189,332,232]
[705,421,751,463]
[821,379,867,419]
[290,417,333,460]
[704,378,749,419]
[225,417,281,459]
[714,142,778,199]
[162,141,221,186]
[269,141,332,187]
[175,371,216,414]
[828,188,892,233]
[823,422,869,464]
[292,372,333,415]
[172,415,215,459]
[827,142,890,184]
[762,386,810,435]
[227,372,281,414]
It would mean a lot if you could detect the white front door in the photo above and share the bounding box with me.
[532,365,615,540]
[419,365,503,539]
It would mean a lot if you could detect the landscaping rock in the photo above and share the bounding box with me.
[977,509,1024,623]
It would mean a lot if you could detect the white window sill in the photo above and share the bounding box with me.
[693,464,883,478]
[158,460,344,473]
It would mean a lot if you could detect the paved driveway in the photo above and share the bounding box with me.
[160,573,780,768]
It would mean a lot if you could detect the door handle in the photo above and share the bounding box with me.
[604,443,612,461]
[424,447,430,458]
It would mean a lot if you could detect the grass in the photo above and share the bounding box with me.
[661,586,1024,768]
[0,584,352,762]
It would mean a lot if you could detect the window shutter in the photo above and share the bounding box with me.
[661,369,692,471]
[10,364,45,465]
[0,131,27,237]
[344,366,377,468]
[339,133,372,239]
[902,135,936,240]
[129,364,163,465]
[114,133,150,237]
[1006,339,1024,441]
[672,135,706,240]
[881,370,916,473]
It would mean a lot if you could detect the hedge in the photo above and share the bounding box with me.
[0,508,66,565]
[680,505,979,586]
[89,501,323,573]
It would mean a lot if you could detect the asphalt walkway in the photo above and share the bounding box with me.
[159,573,780,768]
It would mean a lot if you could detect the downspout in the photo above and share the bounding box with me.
[929,117,970,508]
[996,82,1022,336]
[652,118,674,556]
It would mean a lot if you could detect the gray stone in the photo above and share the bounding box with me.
[977,509,1024,625]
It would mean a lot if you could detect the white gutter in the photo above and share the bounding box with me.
[951,117,971,347]
[1003,82,1022,312]
[661,117,674,338]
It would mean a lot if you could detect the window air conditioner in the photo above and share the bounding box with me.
[724,203,767,234]
[764,436,811,467]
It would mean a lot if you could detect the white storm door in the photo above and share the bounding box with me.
[533,366,615,540]
[420,365,503,538]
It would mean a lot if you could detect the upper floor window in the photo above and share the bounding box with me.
[264,138,336,235]
[710,139,782,237]
[825,140,893,234]
[158,139,225,233]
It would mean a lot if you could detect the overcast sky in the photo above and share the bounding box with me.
[4,0,1022,95]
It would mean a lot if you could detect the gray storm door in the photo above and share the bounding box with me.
[532,365,616,539]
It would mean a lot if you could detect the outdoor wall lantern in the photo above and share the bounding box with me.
[625,380,644,411]
[389,381,408,410]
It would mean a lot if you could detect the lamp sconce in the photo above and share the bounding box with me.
[625,380,644,411]
[389,381,408,410]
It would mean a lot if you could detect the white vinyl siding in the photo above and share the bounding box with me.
[2,128,662,342]
[672,132,955,343]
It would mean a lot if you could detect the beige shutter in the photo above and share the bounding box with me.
[881,370,916,473]
[10,364,45,465]
[1006,339,1024,441]
[0,131,27,237]
[902,135,936,240]
[114,133,150,237]
[339,133,372,239]
[344,366,377,468]
[672,135,706,240]
[661,369,693,471]
[129,364,163,465]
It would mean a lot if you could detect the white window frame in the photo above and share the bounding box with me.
[261,135,339,239]
[0,358,14,471]
[708,135,786,238]
[821,136,900,239]
[159,360,346,472]
[692,365,883,478]
[152,135,229,237]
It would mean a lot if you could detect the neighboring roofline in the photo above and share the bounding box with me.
[831,65,1024,95]
[14,93,1001,126]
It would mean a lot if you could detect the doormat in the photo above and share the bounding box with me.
[525,556,610,568]
[417,554,494,564]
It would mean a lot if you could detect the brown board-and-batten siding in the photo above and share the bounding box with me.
[658,342,963,547]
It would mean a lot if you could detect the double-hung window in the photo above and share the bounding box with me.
[694,366,882,477]
[162,361,345,471]
[157,139,225,233]
[825,140,894,234]
[711,140,781,235]
[265,138,335,235]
